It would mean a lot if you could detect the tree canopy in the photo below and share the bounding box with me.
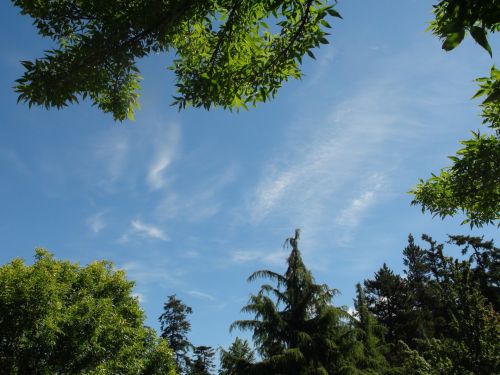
[231,229,384,375]
[411,0,500,228]
[159,295,194,374]
[11,0,340,120]
[0,249,176,374]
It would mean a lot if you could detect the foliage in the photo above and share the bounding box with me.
[0,249,176,374]
[411,2,500,228]
[219,337,255,375]
[474,66,500,132]
[11,0,341,120]
[231,229,352,375]
[447,234,500,310]
[429,0,499,56]
[159,295,194,374]
[417,259,500,374]
[189,345,216,375]
[363,263,408,345]
[389,341,432,375]
[364,233,500,374]
[350,283,389,374]
[411,131,500,227]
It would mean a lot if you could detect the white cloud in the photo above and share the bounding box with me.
[246,76,428,251]
[120,220,168,242]
[335,175,384,228]
[147,123,180,190]
[86,211,107,234]
[188,290,216,301]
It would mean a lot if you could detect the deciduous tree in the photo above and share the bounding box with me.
[11,0,340,120]
[411,1,500,227]
[0,249,176,375]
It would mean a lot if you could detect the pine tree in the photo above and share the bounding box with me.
[364,264,408,346]
[402,235,435,341]
[190,346,215,375]
[219,337,254,375]
[367,234,500,374]
[231,229,351,375]
[351,283,389,374]
[159,295,193,374]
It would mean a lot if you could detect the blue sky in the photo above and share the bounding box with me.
[1,0,498,353]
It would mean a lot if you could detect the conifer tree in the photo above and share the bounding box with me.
[367,234,500,374]
[190,346,216,375]
[351,283,389,374]
[364,264,408,346]
[219,337,254,375]
[231,229,351,375]
[401,235,435,341]
[159,295,194,375]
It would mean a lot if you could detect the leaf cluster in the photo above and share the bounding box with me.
[0,249,176,374]
[411,131,500,228]
[11,0,340,120]
[429,0,500,55]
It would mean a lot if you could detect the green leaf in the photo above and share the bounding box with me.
[470,26,492,57]
[327,8,342,19]
[442,31,465,51]
[306,50,316,60]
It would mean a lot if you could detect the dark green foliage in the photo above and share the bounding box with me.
[219,337,255,375]
[447,235,500,312]
[0,249,176,374]
[350,283,389,374]
[365,233,500,374]
[11,0,340,120]
[159,295,194,374]
[363,263,408,345]
[389,341,432,375]
[231,229,351,375]
[429,0,499,56]
[401,235,436,341]
[190,345,215,375]
[407,257,500,375]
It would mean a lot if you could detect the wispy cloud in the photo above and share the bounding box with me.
[131,219,168,240]
[147,123,180,190]
[86,211,107,234]
[188,290,216,301]
[120,220,168,242]
[249,86,408,226]
[335,174,384,228]
[245,72,431,252]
